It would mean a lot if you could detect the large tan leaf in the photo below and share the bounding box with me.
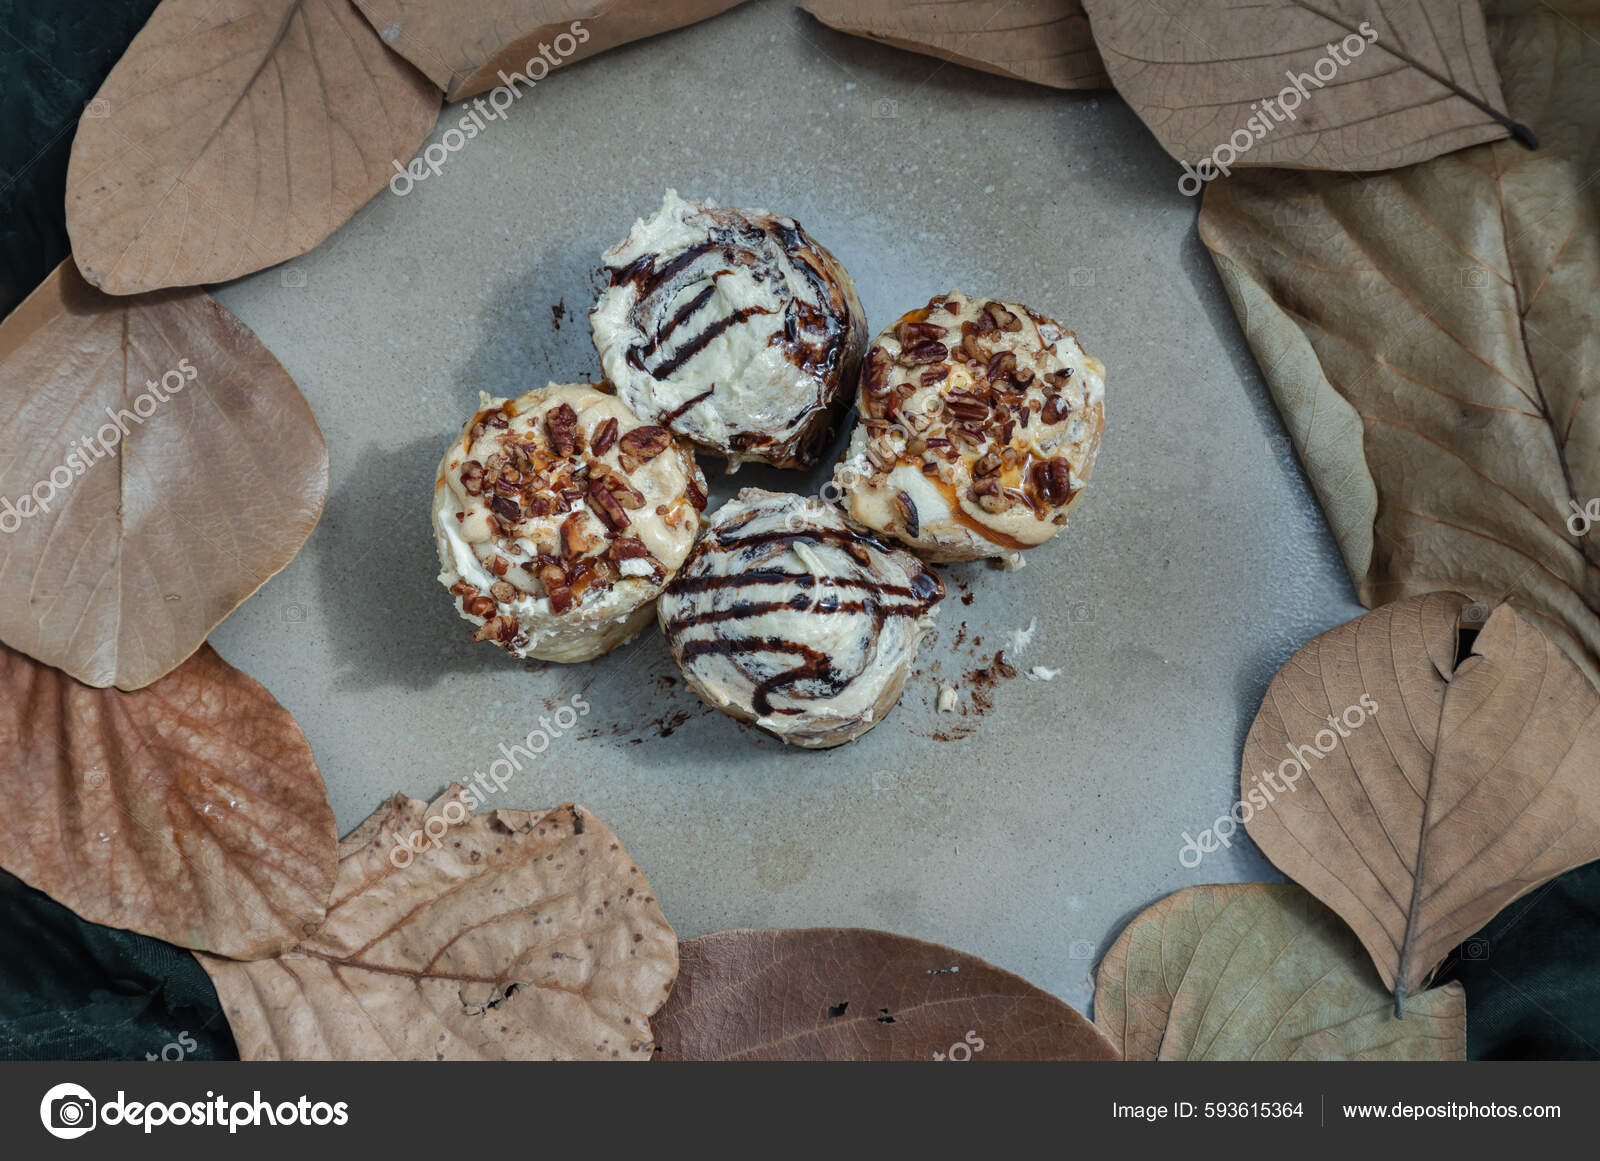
[0,260,328,690]
[198,789,678,1059]
[1083,0,1521,172]
[1243,593,1600,1006]
[66,0,440,294]
[354,1,748,101]
[1095,883,1465,1060]
[801,0,1108,90]
[1198,0,1599,682]
[653,928,1120,1060]
[0,642,337,959]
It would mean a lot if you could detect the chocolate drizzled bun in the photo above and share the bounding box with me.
[433,383,707,663]
[659,488,943,749]
[590,189,867,470]
[832,289,1106,564]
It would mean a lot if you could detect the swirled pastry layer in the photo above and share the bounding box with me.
[658,489,943,748]
[591,189,866,469]
[832,289,1106,563]
[433,383,707,663]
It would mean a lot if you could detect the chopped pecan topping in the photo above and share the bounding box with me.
[897,320,948,345]
[897,339,949,366]
[546,585,575,614]
[490,580,517,604]
[489,555,510,577]
[1042,396,1071,424]
[685,475,707,511]
[973,451,1002,477]
[959,324,986,363]
[488,494,521,524]
[560,511,601,559]
[984,301,1022,332]
[986,350,1019,385]
[471,614,518,643]
[863,347,894,393]
[1031,457,1075,506]
[608,537,650,561]
[545,402,579,457]
[1045,368,1075,389]
[463,593,497,619]
[920,365,950,388]
[617,424,671,466]
[459,460,485,495]
[893,491,920,538]
[944,392,989,423]
[591,416,619,456]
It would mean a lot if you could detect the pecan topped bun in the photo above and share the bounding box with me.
[590,189,867,470]
[658,489,943,749]
[433,383,707,663]
[831,290,1106,564]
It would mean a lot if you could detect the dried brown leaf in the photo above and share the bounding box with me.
[1243,593,1600,1004]
[0,642,337,959]
[1096,883,1466,1060]
[1197,0,1599,679]
[0,260,328,690]
[198,789,678,1059]
[802,0,1108,90]
[354,0,749,101]
[1082,0,1517,172]
[653,927,1119,1061]
[66,0,441,294]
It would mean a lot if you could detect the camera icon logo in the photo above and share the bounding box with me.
[40,1082,97,1139]
[872,98,900,119]
[1459,266,1489,288]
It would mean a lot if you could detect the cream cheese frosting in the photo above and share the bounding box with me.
[831,290,1106,563]
[433,383,706,663]
[590,189,866,469]
[658,488,943,748]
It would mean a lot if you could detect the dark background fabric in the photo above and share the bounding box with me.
[0,871,236,1061]
[1438,859,1600,1060]
[0,0,163,316]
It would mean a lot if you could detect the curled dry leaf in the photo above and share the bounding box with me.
[1243,593,1600,1006]
[353,0,749,101]
[66,0,440,294]
[198,789,678,1060]
[1198,0,1599,682]
[1095,883,1465,1060]
[802,0,1108,90]
[0,260,328,690]
[0,642,337,960]
[1082,0,1518,172]
[653,928,1119,1061]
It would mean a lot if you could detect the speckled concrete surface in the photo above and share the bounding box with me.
[205,0,1365,1016]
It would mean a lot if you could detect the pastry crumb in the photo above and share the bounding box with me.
[1005,616,1038,657]
[1027,665,1062,681]
[937,685,959,712]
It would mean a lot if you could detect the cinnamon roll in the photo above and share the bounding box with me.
[433,384,707,663]
[658,488,943,748]
[590,189,867,470]
[831,290,1106,564]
